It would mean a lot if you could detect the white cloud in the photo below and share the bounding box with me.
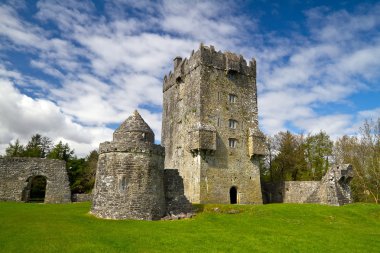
[0,78,113,156]
[0,0,380,157]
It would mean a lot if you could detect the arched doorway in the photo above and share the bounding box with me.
[22,176,47,203]
[230,186,237,204]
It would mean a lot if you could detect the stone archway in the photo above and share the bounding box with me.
[0,158,71,203]
[22,175,47,203]
[230,186,238,204]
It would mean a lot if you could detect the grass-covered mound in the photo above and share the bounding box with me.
[0,202,379,252]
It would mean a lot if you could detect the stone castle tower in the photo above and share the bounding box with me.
[91,110,166,220]
[162,44,266,204]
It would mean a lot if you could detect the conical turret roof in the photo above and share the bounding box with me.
[113,110,154,142]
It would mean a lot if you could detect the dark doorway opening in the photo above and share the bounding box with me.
[230,186,237,204]
[22,176,47,203]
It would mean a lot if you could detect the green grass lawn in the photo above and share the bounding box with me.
[0,202,379,253]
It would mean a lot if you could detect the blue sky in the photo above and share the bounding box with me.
[0,0,379,156]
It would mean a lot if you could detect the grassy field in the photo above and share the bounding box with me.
[0,202,379,253]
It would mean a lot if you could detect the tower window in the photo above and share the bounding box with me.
[229,138,237,148]
[229,119,238,129]
[229,94,237,103]
[227,70,238,80]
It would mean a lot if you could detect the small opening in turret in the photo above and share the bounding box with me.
[119,176,127,192]
[176,76,183,84]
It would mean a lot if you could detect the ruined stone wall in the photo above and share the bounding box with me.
[263,164,353,206]
[91,142,166,220]
[72,193,92,202]
[164,169,192,215]
[283,181,321,203]
[0,158,71,203]
[162,44,263,204]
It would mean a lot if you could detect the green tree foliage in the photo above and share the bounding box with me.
[262,131,332,182]
[334,119,380,203]
[22,134,52,158]
[304,131,333,180]
[68,150,98,194]
[263,131,308,181]
[5,139,25,157]
[47,141,74,162]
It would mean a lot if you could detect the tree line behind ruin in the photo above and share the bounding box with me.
[260,118,379,203]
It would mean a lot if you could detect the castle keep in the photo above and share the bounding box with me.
[90,44,353,220]
[162,44,266,204]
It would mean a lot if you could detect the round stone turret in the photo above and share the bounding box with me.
[113,110,154,143]
[91,110,166,220]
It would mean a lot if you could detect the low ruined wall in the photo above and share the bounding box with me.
[283,181,320,203]
[72,193,93,202]
[0,158,71,203]
[262,164,353,206]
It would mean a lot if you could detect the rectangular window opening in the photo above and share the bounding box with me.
[229,138,237,148]
[229,94,237,103]
[229,119,238,129]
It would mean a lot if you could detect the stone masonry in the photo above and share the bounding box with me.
[91,111,166,220]
[162,44,265,204]
[91,111,192,220]
[0,157,71,203]
[263,164,354,206]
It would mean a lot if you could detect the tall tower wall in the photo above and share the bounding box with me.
[162,44,265,204]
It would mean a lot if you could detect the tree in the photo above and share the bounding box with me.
[47,141,74,162]
[334,119,380,203]
[270,131,308,181]
[68,150,98,193]
[23,134,52,158]
[304,131,333,180]
[5,139,25,157]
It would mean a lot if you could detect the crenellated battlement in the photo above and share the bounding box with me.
[163,44,256,92]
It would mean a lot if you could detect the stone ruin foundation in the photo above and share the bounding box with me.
[262,164,354,206]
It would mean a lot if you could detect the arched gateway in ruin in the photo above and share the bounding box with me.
[0,158,71,203]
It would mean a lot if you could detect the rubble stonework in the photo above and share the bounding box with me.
[263,164,354,206]
[91,111,167,220]
[162,44,264,204]
[0,158,71,203]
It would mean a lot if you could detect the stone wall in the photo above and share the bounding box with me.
[262,164,354,206]
[72,193,92,202]
[283,181,321,203]
[0,158,71,203]
[162,44,263,204]
[164,169,193,215]
[92,147,166,220]
[91,111,168,220]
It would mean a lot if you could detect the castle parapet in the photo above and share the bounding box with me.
[99,141,164,156]
[163,44,256,92]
